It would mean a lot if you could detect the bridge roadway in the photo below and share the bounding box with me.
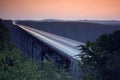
[13,21,84,60]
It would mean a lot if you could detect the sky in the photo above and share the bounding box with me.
[0,0,120,20]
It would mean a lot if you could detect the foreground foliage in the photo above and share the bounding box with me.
[80,31,120,80]
[0,48,72,80]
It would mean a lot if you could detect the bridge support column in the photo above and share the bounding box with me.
[70,60,83,80]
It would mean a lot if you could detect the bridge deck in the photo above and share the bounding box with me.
[13,21,84,60]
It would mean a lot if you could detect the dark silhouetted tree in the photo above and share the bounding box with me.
[80,30,120,80]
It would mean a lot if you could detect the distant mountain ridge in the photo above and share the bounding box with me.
[39,19,65,22]
[17,19,120,25]
[16,20,120,42]
[80,20,120,25]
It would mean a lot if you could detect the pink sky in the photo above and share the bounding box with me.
[0,0,120,20]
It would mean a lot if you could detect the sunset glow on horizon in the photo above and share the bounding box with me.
[0,0,120,20]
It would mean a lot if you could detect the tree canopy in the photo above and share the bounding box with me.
[80,30,120,80]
